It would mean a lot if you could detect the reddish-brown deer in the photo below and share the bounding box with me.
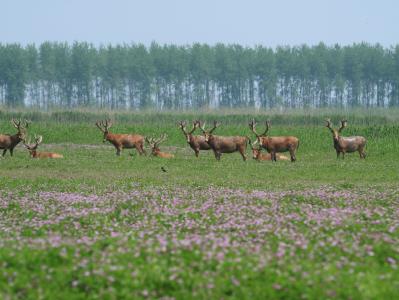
[178,120,210,157]
[325,119,366,159]
[0,119,29,157]
[95,119,146,156]
[146,134,174,158]
[248,138,289,161]
[199,121,248,161]
[23,135,64,158]
[249,119,299,162]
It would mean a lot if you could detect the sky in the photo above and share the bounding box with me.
[1,0,398,47]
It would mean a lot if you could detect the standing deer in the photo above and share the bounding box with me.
[325,119,367,159]
[0,119,29,157]
[178,120,210,157]
[146,134,174,158]
[249,119,299,162]
[95,119,146,156]
[23,135,63,158]
[199,121,248,161]
[248,138,289,161]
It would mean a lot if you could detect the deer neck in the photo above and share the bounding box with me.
[152,148,161,156]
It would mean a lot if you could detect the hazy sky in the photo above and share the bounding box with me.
[1,0,398,47]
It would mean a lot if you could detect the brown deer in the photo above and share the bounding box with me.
[146,134,174,158]
[23,135,63,159]
[0,119,29,157]
[199,121,248,161]
[95,119,146,156]
[248,138,289,161]
[178,120,211,157]
[249,119,299,162]
[325,119,367,159]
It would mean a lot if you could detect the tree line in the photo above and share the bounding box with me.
[0,42,398,109]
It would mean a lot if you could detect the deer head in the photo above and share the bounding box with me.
[178,121,198,143]
[249,119,269,141]
[11,118,30,140]
[146,134,168,155]
[248,137,261,159]
[23,134,43,153]
[95,119,113,142]
[325,119,347,141]
[199,121,220,142]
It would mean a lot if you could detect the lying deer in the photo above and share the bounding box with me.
[23,135,63,158]
[178,120,211,157]
[249,119,299,162]
[248,138,289,161]
[325,119,367,159]
[199,121,248,161]
[95,119,146,156]
[0,119,29,157]
[146,134,174,158]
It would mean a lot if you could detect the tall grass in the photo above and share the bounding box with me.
[2,107,399,125]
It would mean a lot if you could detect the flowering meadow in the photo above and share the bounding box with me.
[0,185,398,299]
[1,111,399,299]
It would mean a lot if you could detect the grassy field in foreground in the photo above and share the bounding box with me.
[0,111,398,299]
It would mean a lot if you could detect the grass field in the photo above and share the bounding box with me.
[0,109,398,299]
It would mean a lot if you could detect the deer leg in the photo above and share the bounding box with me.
[271,151,276,162]
[2,149,7,157]
[9,148,14,157]
[359,148,366,159]
[116,147,122,156]
[214,151,221,161]
[336,151,340,159]
[289,149,296,162]
[239,148,247,161]
[194,149,199,157]
[136,143,146,156]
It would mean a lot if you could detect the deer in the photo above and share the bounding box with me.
[0,119,30,157]
[325,119,367,159]
[199,121,248,161]
[23,135,63,158]
[95,119,146,156]
[145,134,174,158]
[249,119,299,162]
[248,138,290,161]
[178,120,211,157]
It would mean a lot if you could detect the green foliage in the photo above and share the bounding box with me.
[1,42,399,109]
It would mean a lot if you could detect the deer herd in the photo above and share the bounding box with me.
[0,117,367,161]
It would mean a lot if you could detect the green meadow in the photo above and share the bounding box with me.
[0,109,398,299]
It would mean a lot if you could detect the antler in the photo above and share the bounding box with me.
[154,134,168,146]
[178,121,187,131]
[11,118,21,129]
[189,121,198,134]
[198,121,207,133]
[209,121,220,134]
[325,118,334,133]
[338,119,347,133]
[249,118,259,137]
[34,135,43,146]
[248,137,259,150]
[11,118,30,130]
[23,134,42,150]
[95,119,112,132]
[95,120,105,132]
[262,120,270,136]
[105,119,112,129]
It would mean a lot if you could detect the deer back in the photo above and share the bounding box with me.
[337,136,366,152]
[208,135,248,152]
[260,136,299,152]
